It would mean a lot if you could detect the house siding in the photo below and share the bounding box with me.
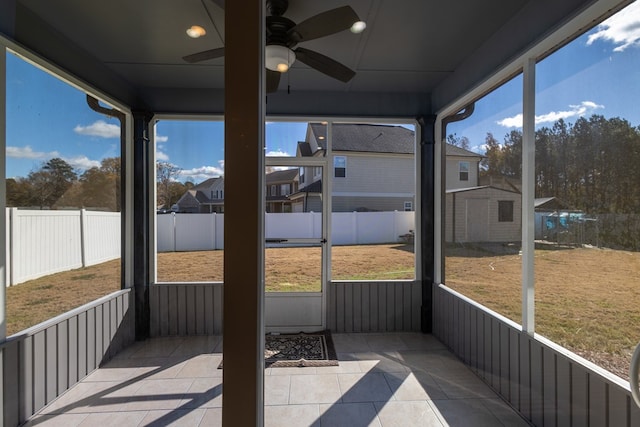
[446,187,521,243]
[332,153,414,195]
[446,156,480,189]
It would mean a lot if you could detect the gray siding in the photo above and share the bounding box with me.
[150,281,420,336]
[150,284,223,337]
[327,281,421,332]
[433,284,640,426]
[2,290,134,427]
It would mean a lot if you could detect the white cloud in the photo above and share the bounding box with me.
[587,1,640,52]
[6,145,59,159]
[155,134,169,143]
[64,155,101,170]
[156,151,170,161]
[74,120,120,138]
[497,101,604,128]
[265,149,292,157]
[180,161,225,181]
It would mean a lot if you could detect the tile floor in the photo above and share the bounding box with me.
[25,333,530,426]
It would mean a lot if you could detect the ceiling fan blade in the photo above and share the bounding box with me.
[266,69,281,93]
[183,47,226,63]
[288,6,359,43]
[294,47,355,83]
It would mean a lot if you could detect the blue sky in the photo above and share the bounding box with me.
[449,1,640,154]
[5,1,640,182]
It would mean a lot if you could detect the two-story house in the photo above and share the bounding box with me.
[294,123,416,212]
[173,177,225,213]
[265,168,299,213]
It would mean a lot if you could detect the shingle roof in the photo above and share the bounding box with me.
[445,144,484,158]
[193,176,222,190]
[266,168,298,183]
[309,123,414,154]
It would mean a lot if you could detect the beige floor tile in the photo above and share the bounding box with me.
[175,354,222,378]
[265,404,320,427]
[267,366,317,376]
[480,398,531,426]
[347,352,409,374]
[337,372,394,403]
[265,375,291,405]
[332,334,370,353]
[364,334,409,351]
[179,377,223,409]
[384,371,447,401]
[319,402,382,427]
[77,411,148,426]
[125,378,195,411]
[316,359,362,374]
[129,337,186,358]
[198,408,222,426]
[169,335,221,358]
[289,374,342,404]
[428,399,504,426]
[375,401,443,427]
[140,408,207,426]
[23,413,89,427]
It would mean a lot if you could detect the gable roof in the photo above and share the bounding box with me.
[445,144,484,158]
[266,169,298,184]
[309,123,414,154]
[193,177,223,190]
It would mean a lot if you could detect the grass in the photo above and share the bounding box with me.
[6,242,640,379]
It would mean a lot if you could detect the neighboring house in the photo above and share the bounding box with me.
[445,144,484,190]
[295,123,416,212]
[266,169,299,213]
[173,177,224,213]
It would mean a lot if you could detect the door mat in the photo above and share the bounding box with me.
[219,330,339,368]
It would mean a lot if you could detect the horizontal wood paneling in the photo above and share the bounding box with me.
[327,281,421,333]
[150,283,223,337]
[434,284,639,427]
[2,290,133,427]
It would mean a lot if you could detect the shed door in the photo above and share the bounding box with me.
[466,198,489,242]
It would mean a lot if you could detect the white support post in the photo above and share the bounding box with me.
[522,57,536,335]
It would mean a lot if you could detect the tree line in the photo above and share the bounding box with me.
[474,114,640,215]
[6,158,195,211]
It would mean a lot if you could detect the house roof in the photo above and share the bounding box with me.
[193,177,223,190]
[535,197,569,210]
[446,185,520,195]
[297,180,323,194]
[445,144,484,158]
[266,169,298,184]
[309,123,414,154]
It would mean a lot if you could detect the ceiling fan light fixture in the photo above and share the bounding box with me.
[186,25,206,38]
[265,45,296,73]
[350,21,367,34]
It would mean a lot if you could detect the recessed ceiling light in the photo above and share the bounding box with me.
[186,25,206,38]
[318,136,325,140]
[350,21,366,34]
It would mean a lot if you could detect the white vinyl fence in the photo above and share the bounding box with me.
[6,210,413,286]
[157,211,414,251]
[5,208,121,286]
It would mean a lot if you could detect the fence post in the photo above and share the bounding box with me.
[80,209,87,267]
[352,211,358,245]
[9,208,16,287]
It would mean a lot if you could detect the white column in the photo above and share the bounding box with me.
[522,57,536,334]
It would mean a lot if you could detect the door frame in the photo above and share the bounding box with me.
[264,156,331,332]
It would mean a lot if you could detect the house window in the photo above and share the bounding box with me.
[271,185,277,196]
[404,201,413,211]
[498,200,514,222]
[459,161,469,181]
[334,156,346,178]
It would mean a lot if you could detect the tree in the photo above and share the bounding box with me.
[27,158,77,209]
[156,161,182,209]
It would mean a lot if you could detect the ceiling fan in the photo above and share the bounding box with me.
[183,0,365,92]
